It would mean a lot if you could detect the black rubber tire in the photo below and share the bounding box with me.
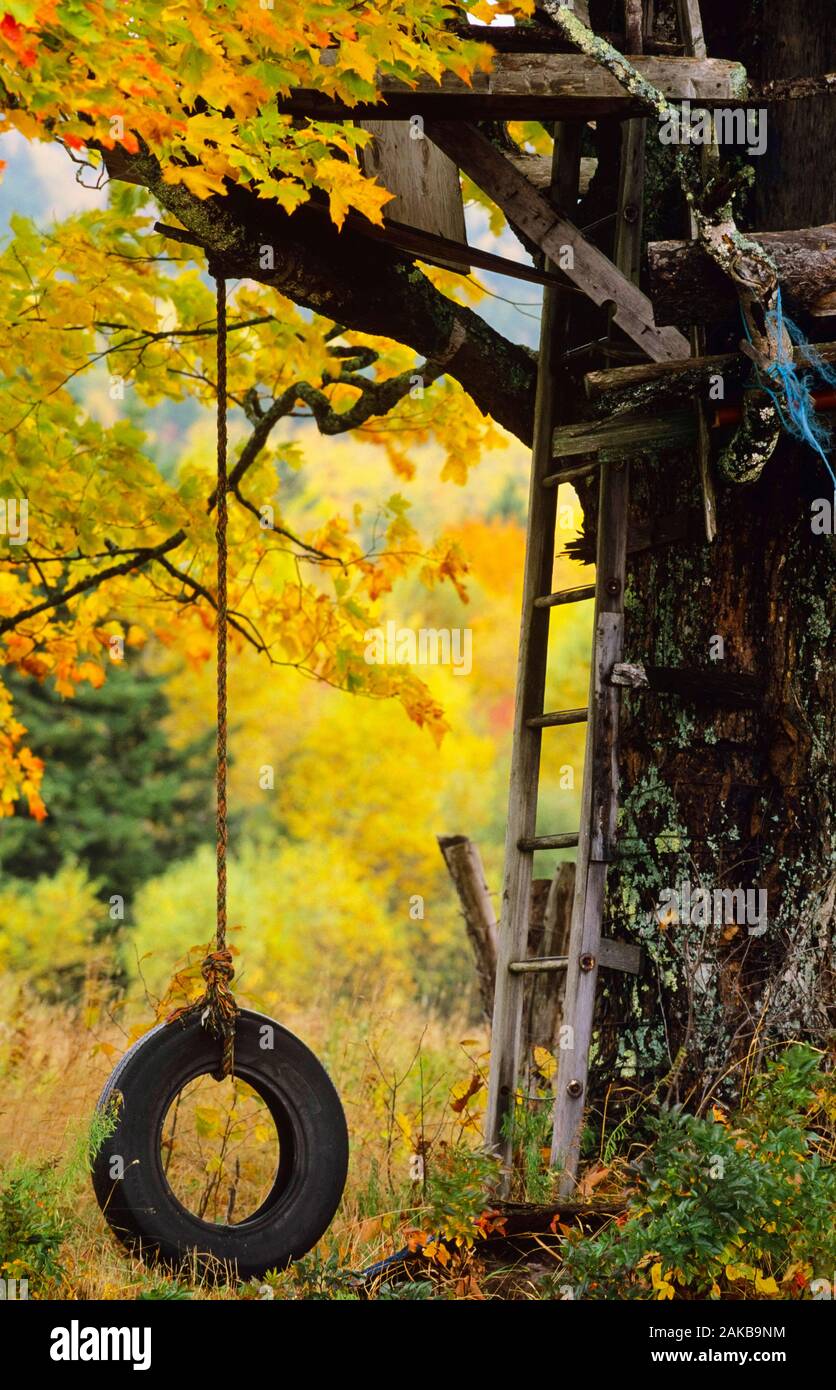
[91,1009,348,1280]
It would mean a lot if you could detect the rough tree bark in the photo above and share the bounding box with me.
[586,0,836,1117]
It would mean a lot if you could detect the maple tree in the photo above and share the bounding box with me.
[0,0,539,819]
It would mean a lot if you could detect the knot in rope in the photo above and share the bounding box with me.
[198,946,238,1077]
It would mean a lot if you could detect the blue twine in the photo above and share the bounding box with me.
[740,286,836,489]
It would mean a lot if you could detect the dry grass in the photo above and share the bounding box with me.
[0,972,489,1299]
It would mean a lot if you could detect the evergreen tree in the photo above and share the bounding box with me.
[1,662,214,909]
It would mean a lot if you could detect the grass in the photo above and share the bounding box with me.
[0,971,494,1299]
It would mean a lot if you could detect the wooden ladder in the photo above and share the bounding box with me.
[485,3,674,1193]
[484,176,638,1189]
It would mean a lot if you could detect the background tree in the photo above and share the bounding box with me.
[0,662,213,902]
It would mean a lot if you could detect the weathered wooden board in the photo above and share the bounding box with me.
[280,53,747,120]
[437,835,498,1019]
[675,0,707,59]
[584,341,836,401]
[359,121,466,243]
[553,409,696,458]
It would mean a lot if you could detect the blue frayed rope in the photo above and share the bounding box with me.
[741,286,836,489]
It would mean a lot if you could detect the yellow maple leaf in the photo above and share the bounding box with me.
[754,1271,779,1296]
[650,1263,675,1300]
[533,1045,557,1080]
[164,163,228,200]
[315,157,393,230]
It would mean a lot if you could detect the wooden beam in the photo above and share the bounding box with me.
[553,409,696,459]
[675,0,707,60]
[509,935,641,974]
[585,341,836,402]
[446,19,680,55]
[506,152,598,196]
[280,52,747,121]
[298,199,577,290]
[425,121,689,363]
[648,225,836,323]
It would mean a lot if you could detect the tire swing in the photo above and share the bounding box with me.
[92,273,349,1280]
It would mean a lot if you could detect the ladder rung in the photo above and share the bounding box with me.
[508,956,568,975]
[509,939,642,976]
[526,708,588,728]
[517,832,580,851]
[534,584,595,609]
[542,460,600,489]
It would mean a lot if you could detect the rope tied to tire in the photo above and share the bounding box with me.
[168,271,238,1076]
[92,247,348,1277]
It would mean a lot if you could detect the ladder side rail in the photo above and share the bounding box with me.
[550,460,630,1188]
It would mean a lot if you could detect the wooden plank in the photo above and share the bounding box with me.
[588,487,631,864]
[507,152,598,196]
[359,120,465,244]
[613,0,646,302]
[675,0,717,541]
[485,126,584,1162]
[599,936,642,974]
[553,409,696,458]
[280,53,748,120]
[300,199,576,290]
[676,0,707,59]
[585,340,836,402]
[612,118,646,291]
[425,122,689,363]
[625,0,644,55]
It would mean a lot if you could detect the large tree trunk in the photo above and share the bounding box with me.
[590,0,836,1116]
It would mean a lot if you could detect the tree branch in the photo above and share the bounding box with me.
[0,530,187,634]
[102,145,538,445]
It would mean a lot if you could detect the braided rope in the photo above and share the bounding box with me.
[169,273,238,1075]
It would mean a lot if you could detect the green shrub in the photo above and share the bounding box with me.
[559,1045,836,1300]
[0,1163,67,1284]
